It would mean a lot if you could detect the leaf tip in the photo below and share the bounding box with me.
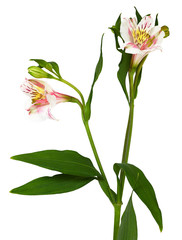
[9,188,16,194]
[10,155,18,160]
[159,221,163,232]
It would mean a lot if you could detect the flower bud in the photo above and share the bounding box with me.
[28,66,54,79]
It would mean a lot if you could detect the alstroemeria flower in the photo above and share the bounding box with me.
[21,79,74,120]
[121,15,169,68]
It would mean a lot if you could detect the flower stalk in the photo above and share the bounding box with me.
[113,70,135,240]
[58,77,86,107]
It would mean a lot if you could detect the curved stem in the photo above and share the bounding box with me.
[54,76,85,106]
[83,120,115,203]
[61,78,85,106]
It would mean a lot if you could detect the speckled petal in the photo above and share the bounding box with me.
[138,15,153,31]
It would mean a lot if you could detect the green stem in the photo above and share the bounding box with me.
[119,101,134,198]
[83,120,115,203]
[113,70,135,240]
[113,204,121,240]
[54,76,85,106]
[119,70,135,199]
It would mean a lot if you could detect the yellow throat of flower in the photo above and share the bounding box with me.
[31,85,46,103]
[132,29,150,46]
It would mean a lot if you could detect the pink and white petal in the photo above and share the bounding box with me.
[155,31,165,45]
[125,43,142,54]
[132,52,148,67]
[54,92,71,103]
[128,17,137,31]
[148,45,163,52]
[138,15,153,31]
[28,104,56,121]
[20,80,35,96]
[120,19,134,43]
[149,26,161,36]
[43,81,54,93]
[47,108,58,121]
[46,94,57,107]
[28,79,46,90]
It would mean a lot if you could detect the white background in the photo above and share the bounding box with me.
[1,0,181,239]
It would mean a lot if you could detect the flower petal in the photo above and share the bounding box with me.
[46,94,57,107]
[124,43,142,54]
[149,26,161,36]
[138,15,153,32]
[27,101,56,120]
[121,18,136,43]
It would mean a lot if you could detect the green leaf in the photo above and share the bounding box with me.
[118,195,137,240]
[109,14,123,50]
[133,55,147,99]
[85,34,104,120]
[48,61,61,76]
[11,150,101,178]
[114,163,163,231]
[30,59,61,77]
[134,7,142,23]
[155,14,159,26]
[28,66,54,79]
[117,52,131,103]
[98,179,117,204]
[110,15,131,103]
[134,68,142,99]
[10,174,94,195]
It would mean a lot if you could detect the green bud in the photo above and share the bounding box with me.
[28,66,54,79]
[30,59,53,72]
[161,25,170,38]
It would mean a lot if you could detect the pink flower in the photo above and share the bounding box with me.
[21,79,73,120]
[120,15,169,68]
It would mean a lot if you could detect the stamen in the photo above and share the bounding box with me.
[132,28,150,47]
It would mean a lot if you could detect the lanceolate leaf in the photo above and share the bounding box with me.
[85,34,104,121]
[134,7,142,23]
[117,195,137,240]
[134,68,143,99]
[98,179,117,204]
[110,15,131,103]
[155,14,159,26]
[109,14,123,50]
[48,61,61,76]
[11,150,101,178]
[10,174,94,195]
[117,52,131,103]
[114,163,163,231]
[133,55,148,99]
